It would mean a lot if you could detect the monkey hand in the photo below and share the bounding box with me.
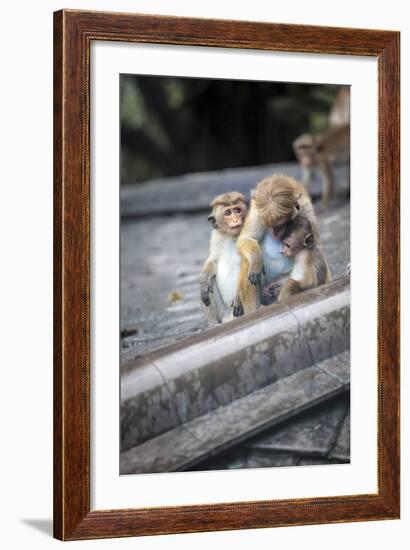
[263,281,281,299]
[200,276,214,307]
[248,270,262,286]
[231,296,244,317]
[200,282,212,307]
[248,262,264,286]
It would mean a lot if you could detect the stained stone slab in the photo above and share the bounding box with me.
[186,365,343,454]
[245,393,348,457]
[120,362,345,474]
[316,351,350,386]
[289,282,350,366]
[121,362,181,452]
[330,411,350,461]
[157,304,311,424]
[296,457,348,466]
[121,279,349,450]
[121,425,206,475]
[191,449,296,471]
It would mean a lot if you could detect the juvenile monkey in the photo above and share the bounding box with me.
[235,174,318,315]
[263,215,332,303]
[199,192,248,324]
[293,86,350,209]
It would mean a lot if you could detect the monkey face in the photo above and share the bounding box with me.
[282,239,301,257]
[281,215,314,257]
[220,202,247,236]
[207,201,247,235]
[293,135,319,168]
[282,231,314,257]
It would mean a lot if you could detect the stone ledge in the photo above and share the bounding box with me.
[121,277,350,452]
[121,355,349,474]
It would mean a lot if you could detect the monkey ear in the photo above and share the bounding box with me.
[207,215,218,229]
[304,232,314,249]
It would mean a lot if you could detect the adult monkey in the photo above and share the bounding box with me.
[234,174,318,315]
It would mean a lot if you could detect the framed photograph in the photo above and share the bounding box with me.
[54,9,400,540]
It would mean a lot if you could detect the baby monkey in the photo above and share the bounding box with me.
[263,215,332,303]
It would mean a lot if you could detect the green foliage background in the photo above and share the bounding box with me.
[120,75,339,185]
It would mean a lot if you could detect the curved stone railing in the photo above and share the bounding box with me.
[121,276,350,453]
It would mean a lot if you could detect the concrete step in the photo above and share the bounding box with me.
[190,392,350,471]
[120,351,349,474]
[121,277,350,452]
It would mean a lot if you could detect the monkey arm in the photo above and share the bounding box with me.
[236,203,265,285]
[237,239,264,285]
[318,156,334,210]
[232,253,262,316]
[262,274,289,299]
[199,231,222,307]
[199,259,217,307]
[231,203,265,316]
[277,279,302,303]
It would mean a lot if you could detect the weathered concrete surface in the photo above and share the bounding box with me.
[314,350,350,386]
[120,164,351,475]
[121,278,349,452]
[194,393,350,471]
[245,393,348,456]
[121,161,349,218]
[329,411,350,461]
[120,353,349,474]
[121,203,350,363]
[193,450,297,471]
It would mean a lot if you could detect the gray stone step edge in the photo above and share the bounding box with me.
[121,162,349,218]
[121,277,350,452]
[120,352,350,474]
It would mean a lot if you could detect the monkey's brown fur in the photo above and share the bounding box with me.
[293,86,350,209]
[210,191,246,209]
[200,192,248,324]
[274,215,332,302]
[235,174,318,315]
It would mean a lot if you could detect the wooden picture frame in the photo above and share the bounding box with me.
[54,9,400,540]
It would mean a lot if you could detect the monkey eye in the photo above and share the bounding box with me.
[233,207,241,214]
[283,242,291,249]
[224,209,231,216]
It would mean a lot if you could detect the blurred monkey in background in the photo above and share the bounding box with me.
[293,86,350,209]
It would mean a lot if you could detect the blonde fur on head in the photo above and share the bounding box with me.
[210,191,247,208]
[253,175,302,226]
